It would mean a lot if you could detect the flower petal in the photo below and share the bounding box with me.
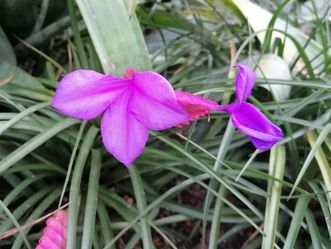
[234,64,256,104]
[230,102,282,150]
[133,71,176,99]
[130,71,189,130]
[248,136,280,151]
[52,70,129,120]
[101,91,149,167]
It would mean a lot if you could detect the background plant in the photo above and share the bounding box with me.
[0,0,330,248]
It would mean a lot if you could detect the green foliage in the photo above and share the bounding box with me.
[0,0,330,248]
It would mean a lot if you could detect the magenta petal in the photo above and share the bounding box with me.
[131,90,189,130]
[133,71,177,99]
[233,64,256,104]
[101,92,149,167]
[130,72,189,130]
[249,137,280,151]
[230,102,282,150]
[52,70,129,120]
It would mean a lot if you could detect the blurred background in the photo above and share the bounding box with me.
[0,0,330,249]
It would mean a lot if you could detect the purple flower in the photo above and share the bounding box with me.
[52,68,189,167]
[217,64,283,150]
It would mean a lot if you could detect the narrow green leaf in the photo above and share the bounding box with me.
[97,201,114,248]
[103,172,263,249]
[309,182,331,240]
[0,118,80,175]
[99,189,138,227]
[148,222,178,249]
[67,0,89,69]
[262,145,286,249]
[67,126,99,249]
[262,0,293,53]
[0,187,51,233]
[59,121,87,207]
[203,122,234,247]
[0,200,31,249]
[289,125,331,199]
[207,185,226,249]
[283,196,311,249]
[305,210,323,249]
[0,102,49,136]
[81,149,102,249]
[129,166,154,249]
[2,174,49,208]
[12,188,62,249]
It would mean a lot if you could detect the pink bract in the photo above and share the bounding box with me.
[175,90,219,126]
[35,210,67,249]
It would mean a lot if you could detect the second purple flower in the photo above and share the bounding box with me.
[217,64,283,150]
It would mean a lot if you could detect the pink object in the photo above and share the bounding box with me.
[216,64,283,150]
[35,210,68,249]
[52,68,189,167]
[51,64,283,168]
[175,90,219,126]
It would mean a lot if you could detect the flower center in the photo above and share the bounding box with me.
[123,68,135,79]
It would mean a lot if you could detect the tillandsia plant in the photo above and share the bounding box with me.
[51,64,283,167]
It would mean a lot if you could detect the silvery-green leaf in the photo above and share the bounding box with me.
[124,0,139,16]
[299,0,331,22]
[256,54,291,101]
[0,60,51,101]
[230,0,325,74]
[76,0,152,75]
[0,27,16,65]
